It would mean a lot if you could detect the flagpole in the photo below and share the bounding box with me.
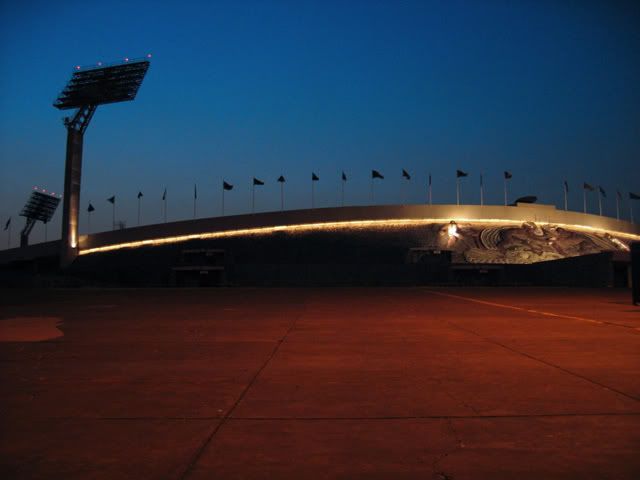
[163,195,167,223]
[341,179,345,207]
[137,197,141,225]
[631,202,634,224]
[252,183,255,213]
[564,184,568,211]
[222,187,225,216]
[88,209,91,235]
[7,223,11,249]
[370,177,374,204]
[311,180,315,208]
[112,202,115,230]
[598,190,602,216]
[583,189,587,214]
[428,174,432,205]
[281,183,284,211]
[504,178,508,206]
[480,175,484,206]
[616,195,620,220]
[193,185,197,219]
[456,178,460,205]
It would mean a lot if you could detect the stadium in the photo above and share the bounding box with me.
[2,202,638,287]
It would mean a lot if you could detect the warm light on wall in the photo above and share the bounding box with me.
[78,217,640,256]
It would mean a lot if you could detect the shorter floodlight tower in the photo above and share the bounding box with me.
[19,188,61,247]
[54,57,150,266]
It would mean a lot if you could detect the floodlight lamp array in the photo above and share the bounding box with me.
[20,190,61,223]
[54,59,150,110]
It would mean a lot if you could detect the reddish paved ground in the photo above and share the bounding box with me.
[1,287,639,479]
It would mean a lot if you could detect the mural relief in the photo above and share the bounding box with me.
[428,222,628,264]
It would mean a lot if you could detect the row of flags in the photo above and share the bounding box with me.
[4,169,639,242]
[84,169,640,224]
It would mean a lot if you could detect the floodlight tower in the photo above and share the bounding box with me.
[54,57,150,266]
[19,188,61,247]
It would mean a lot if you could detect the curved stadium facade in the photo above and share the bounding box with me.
[2,203,639,286]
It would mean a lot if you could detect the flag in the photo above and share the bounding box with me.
[3,217,10,231]
[87,203,95,212]
[372,169,384,179]
[277,175,285,183]
[223,181,233,191]
[564,180,569,193]
[253,177,264,186]
[342,171,347,181]
[194,184,197,199]
[312,172,319,181]
[617,190,622,199]
[162,188,167,200]
[598,186,606,197]
[137,191,143,199]
[456,170,468,178]
[630,192,640,200]
[583,183,594,191]
[428,173,432,186]
[504,171,512,180]
[402,169,411,180]
[107,196,115,204]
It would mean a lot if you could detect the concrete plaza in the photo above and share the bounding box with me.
[1,287,639,479]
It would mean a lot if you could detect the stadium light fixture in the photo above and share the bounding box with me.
[54,57,150,265]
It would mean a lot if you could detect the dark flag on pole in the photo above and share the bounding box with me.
[503,171,512,205]
[137,191,143,199]
[342,171,347,182]
[372,170,384,179]
[251,178,264,213]
[87,203,95,212]
[456,170,468,178]
[631,192,640,200]
[598,186,606,198]
[563,181,569,210]
[194,184,197,199]
[162,189,167,200]
[4,217,11,230]
[402,169,411,180]
[564,181,569,193]
[221,181,233,216]
[311,173,319,207]
[107,196,116,230]
[583,183,595,191]
[617,190,622,199]
[277,176,285,210]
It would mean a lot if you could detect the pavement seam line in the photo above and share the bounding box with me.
[176,311,302,480]
[442,317,640,404]
[426,290,639,332]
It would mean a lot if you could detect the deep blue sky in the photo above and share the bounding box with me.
[1,0,639,244]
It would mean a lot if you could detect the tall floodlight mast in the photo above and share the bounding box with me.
[54,57,150,266]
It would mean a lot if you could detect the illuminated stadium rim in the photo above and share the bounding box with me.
[78,218,640,255]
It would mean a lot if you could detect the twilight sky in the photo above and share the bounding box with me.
[1,0,639,245]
